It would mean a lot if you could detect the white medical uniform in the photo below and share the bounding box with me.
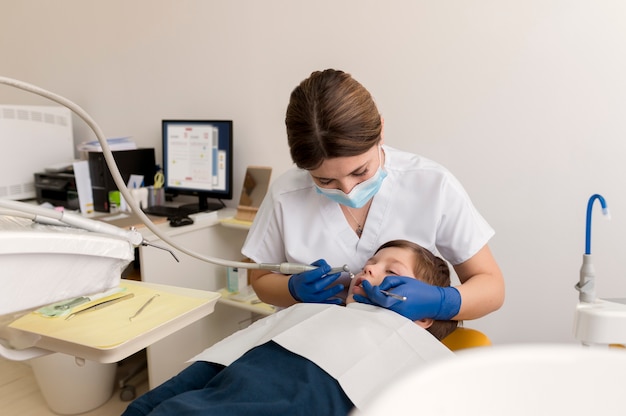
[242,145,494,293]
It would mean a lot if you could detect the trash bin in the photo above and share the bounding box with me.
[30,353,116,415]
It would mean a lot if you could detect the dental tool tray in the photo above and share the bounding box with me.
[0,215,134,318]
[7,280,221,363]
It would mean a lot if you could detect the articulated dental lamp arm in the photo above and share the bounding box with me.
[576,194,610,303]
[0,76,348,275]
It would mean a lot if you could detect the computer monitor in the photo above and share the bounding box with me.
[162,119,233,214]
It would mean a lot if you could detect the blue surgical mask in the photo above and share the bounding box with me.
[314,146,387,209]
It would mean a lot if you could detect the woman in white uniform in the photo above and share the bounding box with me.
[243,69,504,322]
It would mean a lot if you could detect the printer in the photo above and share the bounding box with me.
[34,168,79,210]
[34,148,157,212]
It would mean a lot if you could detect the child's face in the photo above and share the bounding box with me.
[346,246,416,304]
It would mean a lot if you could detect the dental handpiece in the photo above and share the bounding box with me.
[329,265,351,274]
[259,263,351,275]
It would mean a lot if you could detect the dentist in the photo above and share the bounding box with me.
[242,69,504,322]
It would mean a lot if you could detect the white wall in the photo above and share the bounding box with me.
[3,0,626,345]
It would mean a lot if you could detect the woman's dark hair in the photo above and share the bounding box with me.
[375,240,459,341]
[285,69,382,170]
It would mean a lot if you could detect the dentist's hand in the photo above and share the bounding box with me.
[353,275,461,321]
[288,259,344,304]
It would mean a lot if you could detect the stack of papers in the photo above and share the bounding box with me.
[77,137,137,152]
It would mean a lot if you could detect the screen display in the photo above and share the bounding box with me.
[162,120,233,212]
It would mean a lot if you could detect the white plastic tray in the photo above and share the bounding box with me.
[5,280,221,363]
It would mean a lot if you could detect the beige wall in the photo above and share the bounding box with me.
[3,0,626,344]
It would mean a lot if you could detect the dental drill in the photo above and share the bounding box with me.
[261,264,351,275]
[0,76,349,276]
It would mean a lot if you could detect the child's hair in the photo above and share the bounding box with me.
[375,240,459,340]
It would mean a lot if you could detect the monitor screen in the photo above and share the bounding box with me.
[162,120,233,213]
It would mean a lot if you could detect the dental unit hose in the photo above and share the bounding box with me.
[0,199,144,246]
[576,194,610,303]
[260,264,350,275]
[0,76,349,275]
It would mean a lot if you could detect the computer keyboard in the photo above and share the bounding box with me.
[142,205,193,218]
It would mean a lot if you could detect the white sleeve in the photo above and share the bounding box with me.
[435,172,494,265]
[241,185,287,265]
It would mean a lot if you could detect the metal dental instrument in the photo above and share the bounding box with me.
[141,240,179,262]
[65,293,135,320]
[129,294,159,322]
[380,290,407,301]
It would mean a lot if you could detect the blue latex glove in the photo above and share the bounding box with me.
[288,259,344,304]
[353,275,461,321]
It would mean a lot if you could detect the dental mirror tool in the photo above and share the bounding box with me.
[0,76,349,276]
[379,290,407,301]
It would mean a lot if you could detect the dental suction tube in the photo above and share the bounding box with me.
[0,76,348,275]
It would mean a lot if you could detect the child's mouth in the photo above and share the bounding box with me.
[351,276,366,296]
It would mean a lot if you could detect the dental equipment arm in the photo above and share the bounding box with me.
[0,76,349,275]
[0,199,143,246]
[259,264,350,274]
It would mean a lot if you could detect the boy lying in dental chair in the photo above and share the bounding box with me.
[123,240,458,416]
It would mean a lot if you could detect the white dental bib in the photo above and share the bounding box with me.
[190,303,454,409]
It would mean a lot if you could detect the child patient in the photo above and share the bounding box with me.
[123,240,458,416]
[347,239,458,340]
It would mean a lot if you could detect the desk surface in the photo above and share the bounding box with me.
[92,211,168,229]
[136,208,239,242]
[8,280,220,363]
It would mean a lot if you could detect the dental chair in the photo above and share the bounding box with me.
[441,327,491,351]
